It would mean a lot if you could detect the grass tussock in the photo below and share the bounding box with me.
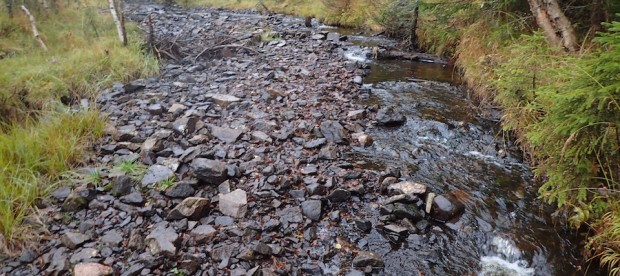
[0,1,157,253]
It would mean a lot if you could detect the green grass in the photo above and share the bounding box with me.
[0,2,157,254]
[156,176,176,192]
[112,160,147,180]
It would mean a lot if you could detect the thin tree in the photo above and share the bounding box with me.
[108,0,127,46]
[527,0,579,52]
[4,0,13,18]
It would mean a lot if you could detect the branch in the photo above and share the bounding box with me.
[20,5,48,51]
[108,0,127,46]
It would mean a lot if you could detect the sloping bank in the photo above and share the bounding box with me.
[192,0,620,273]
[0,2,157,253]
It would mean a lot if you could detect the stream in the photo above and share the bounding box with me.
[324,27,594,275]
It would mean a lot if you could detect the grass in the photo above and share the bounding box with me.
[0,1,157,254]
[156,177,176,192]
[112,159,147,180]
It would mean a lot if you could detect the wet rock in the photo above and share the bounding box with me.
[320,120,346,144]
[190,225,216,243]
[111,176,134,196]
[211,126,243,143]
[61,232,90,249]
[145,227,180,256]
[173,117,199,135]
[376,106,406,126]
[74,263,114,276]
[141,165,174,187]
[190,158,228,185]
[353,76,363,85]
[392,203,424,220]
[352,251,384,267]
[388,181,427,195]
[219,189,248,218]
[301,200,322,221]
[328,188,351,203]
[168,197,210,220]
[430,194,465,222]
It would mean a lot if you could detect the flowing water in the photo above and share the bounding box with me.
[330,29,598,275]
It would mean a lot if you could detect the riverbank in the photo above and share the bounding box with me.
[189,0,620,273]
[0,1,157,253]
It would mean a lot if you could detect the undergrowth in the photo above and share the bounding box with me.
[0,1,157,254]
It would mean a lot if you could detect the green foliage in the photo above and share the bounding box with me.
[156,176,176,192]
[112,160,147,180]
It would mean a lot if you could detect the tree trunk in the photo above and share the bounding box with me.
[588,0,606,34]
[20,5,48,51]
[527,0,579,52]
[108,0,127,46]
[409,0,420,49]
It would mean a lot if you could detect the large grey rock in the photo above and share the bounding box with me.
[320,121,346,144]
[190,158,227,185]
[190,225,217,244]
[74,263,113,276]
[430,194,464,222]
[46,248,69,274]
[301,200,322,221]
[61,191,88,212]
[219,189,248,218]
[113,125,138,142]
[101,230,123,247]
[167,197,210,220]
[173,117,199,135]
[352,251,384,267]
[141,165,174,187]
[164,183,195,198]
[392,203,424,221]
[376,106,406,126]
[145,227,180,256]
[111,175,134,196]
[211,126,243,143]
[61,232,90,250]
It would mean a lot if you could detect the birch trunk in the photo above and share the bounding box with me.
[20,5,48,51]
[527,0,579,52]
[108,0,127,46]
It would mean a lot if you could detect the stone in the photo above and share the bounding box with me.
[69,248,99,264]
[300,165,318,175]
[74,263,114,276]
[352,251,384,267]
[353,76,363,84]
[142,138,164,153]
[190,225,217,243]
[326,32,340,41]
[120,192,145,205]
[430,194,465,222]
[190,158,228,185]
[146,104,164,115]
[388,181,427,195]
[141,165,174,187]
[111,176,134,196]
[62,191,88,212]
[113,125,138,142]
[46,248,69,274]
[393,203,424,221]
[218,189,248,218]
[173,117,199,135]
[352,132,373,147]
[210,94,241,106]
[211,126,243,143]
[164,183,195,198]
[51,186,72,201]
[320,121,346,144]
[347,110,366,120]
[251,131,272,143]
[328,188,351,203]
[254,243,272,255]
[61,232,90,250]
[167,197,210,220]
[101,230,123,247]
[304,138,327,149]
[384,224,408,235]
[376,106,406,126]
[145,227,180,256]
[301,200,322,221]
[168,103,188,114]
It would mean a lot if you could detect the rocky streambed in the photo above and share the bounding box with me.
[1,3,591,276]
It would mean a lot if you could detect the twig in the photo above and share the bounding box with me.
[20,5,48,51]
[108,0,127,46]
[194,44,259,62]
